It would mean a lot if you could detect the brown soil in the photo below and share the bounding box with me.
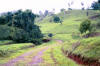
[83,32,100,38]
[42,39,51,43]
[62,48,100,66]
[89,15,100,19]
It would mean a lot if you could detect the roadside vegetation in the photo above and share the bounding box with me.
[0,0,100,65]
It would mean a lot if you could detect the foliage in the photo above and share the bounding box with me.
[0,10,43,44]
[0,43,34,57]
[11,28,29,43]
[0,40,13,45]
[42,41,78,66]
[60,8,66,12]
[0,16,6,25]
[79,19,93,34]
[48,33,53,37]
[53,16,60,22]
[68,8,72,10]
[0,12,13,25]
[96,22,100,28]
[44,10,49,17]
[0,25,11,40]
[91,0,100,10]
[74,37,100,59]
[53,16,62,24]
[63,37,100,59]
[0,50,9,57]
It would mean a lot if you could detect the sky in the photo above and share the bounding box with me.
[0,0,98,14]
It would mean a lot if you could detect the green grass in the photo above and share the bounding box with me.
[0,43,34,57]
[36,16,81,42]
[42,44,78,66]
[52,45,78,66]
[0,40,13,45]
[36,10,100,64]
[73,37,100,59]
[63,36,100,59]
[0,43,34,64]
[0,47,35,64]
[36,10,100,42]
[0,10,100,65]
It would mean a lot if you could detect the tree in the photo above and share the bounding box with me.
[11,28,29,42]
[48,33,53,37]
[53,16,60,22]
[12,10,43,44]
[39,11,44,21]
[80,1,89,16]
[44,10,49,17]
[81,2,85,10]
[0,25,11,40]
[67,1,74,10]
[53,16,62,24]
[79,19,92,34]
[60,8,66,12]
[91,0,100,10]
[0,16,6,25]
[0,9,43,44]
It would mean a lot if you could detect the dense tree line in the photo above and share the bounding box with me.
[92,0,100,10]
[0,10,43,44]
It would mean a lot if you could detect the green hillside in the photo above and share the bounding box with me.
[36,10,100,41]
[0,10,100,66]
[36,10,100,65]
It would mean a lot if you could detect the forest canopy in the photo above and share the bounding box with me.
[0,10,43,44]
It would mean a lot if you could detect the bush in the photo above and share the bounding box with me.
[11,28,29,43]
[53,16,61,23]
[48,33,53,37]
[0,25,11,40]
[96,22,100,28]
[79,19,93,34]
[11,25,43,44]
[0,10,43,45]
[0,49,9,57]
[32,39,43,45]
[0,16,6,25]
[91,1,100,10]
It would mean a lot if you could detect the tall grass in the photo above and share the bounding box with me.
[0,43,34,57]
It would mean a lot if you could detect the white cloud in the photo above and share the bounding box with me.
[0,0,98,14]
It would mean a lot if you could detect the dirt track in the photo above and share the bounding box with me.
[1,40,63,66]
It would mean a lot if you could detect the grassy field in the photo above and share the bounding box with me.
[74,37,100,59]
[42,44,78,66]
[0,40,13,45]
[36,10,100,65]
[36,10,100,42]
[0,43,34,63]
[0,10,100,65]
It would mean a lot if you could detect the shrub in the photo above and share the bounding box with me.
[0,16,6,25]
[53,16,61,23]
[91,1,100,10]
[96,22,100,28]
[0,49,9,57]
[11,25,43,44]
[11,28,29,43]
[32,39,43,45]
[0,10,43,45]
[89,24,96,33]
[79,19,94,34]
[0,25,11,40]
[48,33,53,37]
